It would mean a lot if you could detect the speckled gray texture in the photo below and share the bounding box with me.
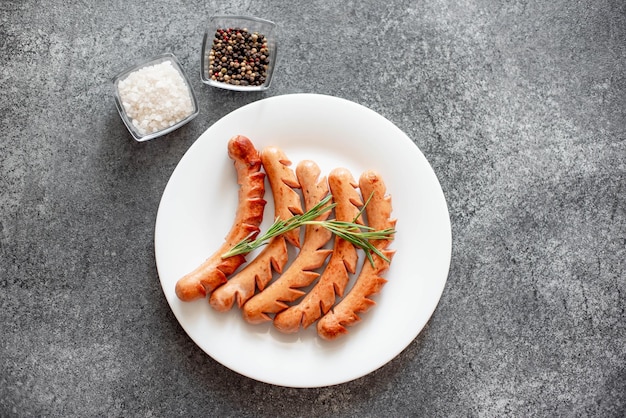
[1,0,625,416]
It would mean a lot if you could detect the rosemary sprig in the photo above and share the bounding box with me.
[221,194,395,265]
[313,219,395,266]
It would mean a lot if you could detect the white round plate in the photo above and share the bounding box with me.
[154,94,451,388]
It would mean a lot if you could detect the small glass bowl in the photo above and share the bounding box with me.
[201,15,277,91]
[113,53,199,142]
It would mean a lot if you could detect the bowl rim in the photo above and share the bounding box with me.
[208,14,277,26]
[200,15,278,91]
[112,52,199,142]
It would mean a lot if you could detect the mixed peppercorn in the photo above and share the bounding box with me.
[208,27,270,87]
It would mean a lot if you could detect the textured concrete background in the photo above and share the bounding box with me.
[1,0,625,416]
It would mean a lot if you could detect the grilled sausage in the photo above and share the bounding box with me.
[273,168,363,333]
[242,160,333,324]
[209,146,303,311]
[316,170,396,340]
[175,135,266,301]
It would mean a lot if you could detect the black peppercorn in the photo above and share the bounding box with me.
[207,27,270,87]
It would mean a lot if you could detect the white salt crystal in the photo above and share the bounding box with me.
[117,60,194,136]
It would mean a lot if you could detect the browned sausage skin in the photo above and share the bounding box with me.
[316,170,396,340]
[260,146,303,248]
[209,146,303,311]
[242,160,333,324]
[273,167,363,333]
[175,135,266,301]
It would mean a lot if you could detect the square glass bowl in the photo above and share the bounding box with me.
[201,15,277,91]
[113,53,199,142]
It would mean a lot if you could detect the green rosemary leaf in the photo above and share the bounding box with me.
[221,193,395,266]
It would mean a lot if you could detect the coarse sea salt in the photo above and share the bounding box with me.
[117,60,194,136]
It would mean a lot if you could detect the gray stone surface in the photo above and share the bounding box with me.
[1,0,625,416]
